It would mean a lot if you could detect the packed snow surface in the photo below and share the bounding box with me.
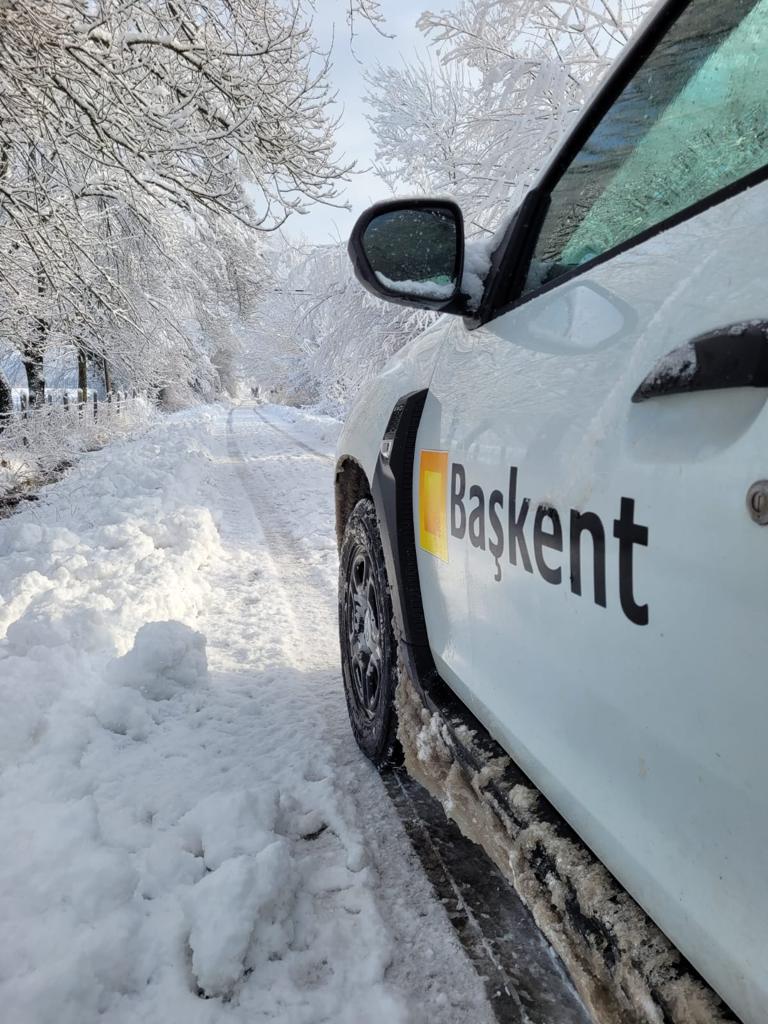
[0,404,494,1024]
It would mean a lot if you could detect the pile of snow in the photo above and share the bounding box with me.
[107,620,209,701]
[0,405,491,1024]
[375,271,456,301]
[461,236,495,310]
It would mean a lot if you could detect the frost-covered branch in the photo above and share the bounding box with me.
[368,0,652,231]
[244,239,433,411]
[0,0,366,404]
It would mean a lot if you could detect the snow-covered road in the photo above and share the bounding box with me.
[0,404,498,1024]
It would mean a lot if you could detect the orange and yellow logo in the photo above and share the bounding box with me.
[419,450,449,561]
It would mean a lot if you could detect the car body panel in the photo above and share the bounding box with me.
[412,178,768,1024]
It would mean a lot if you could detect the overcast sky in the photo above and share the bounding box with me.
[290,3,433,244]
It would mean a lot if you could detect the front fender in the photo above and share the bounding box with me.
[335,319,449,483]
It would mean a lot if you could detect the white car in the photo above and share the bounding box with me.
[335,0,768,1021]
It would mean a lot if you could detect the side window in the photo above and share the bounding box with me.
[524,0,768,296]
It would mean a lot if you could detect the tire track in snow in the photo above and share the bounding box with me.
[230,405,592,1024]
[224,407,346,685]
[224,407,336,674]
[250,404,334,466]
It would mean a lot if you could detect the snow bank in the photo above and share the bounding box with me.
[0,405,489,1024]
[0,417,218,769]
[0,413,224,1016]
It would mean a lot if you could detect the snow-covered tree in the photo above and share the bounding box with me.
[365,57,494,233]
[0,0,350,223]
[246,239,433,411]
[368,0,652,232]
[0,0,370,403]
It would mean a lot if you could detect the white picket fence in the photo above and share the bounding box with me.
[7,388,145,421]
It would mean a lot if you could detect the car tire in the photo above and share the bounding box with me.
[338,497,402,766]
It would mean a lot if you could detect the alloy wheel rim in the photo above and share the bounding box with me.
[345,545,383,719]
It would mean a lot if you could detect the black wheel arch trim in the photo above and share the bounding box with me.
[370,389,432,682]
[335,455,372,550]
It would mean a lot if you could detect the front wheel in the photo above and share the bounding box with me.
[338,497,401,766]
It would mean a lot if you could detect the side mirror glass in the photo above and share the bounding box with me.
[348,200,466,313]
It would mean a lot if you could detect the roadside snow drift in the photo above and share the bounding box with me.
[0,405,494,1024]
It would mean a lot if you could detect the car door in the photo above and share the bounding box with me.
[414,2,768,1022]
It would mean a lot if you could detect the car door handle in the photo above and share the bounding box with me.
[632,322,768,403]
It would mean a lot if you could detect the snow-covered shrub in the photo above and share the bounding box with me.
[0,394,155,499]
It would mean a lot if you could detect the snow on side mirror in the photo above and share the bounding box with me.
[348,199,469,315]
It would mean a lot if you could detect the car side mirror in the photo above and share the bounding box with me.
[348,199,468,315]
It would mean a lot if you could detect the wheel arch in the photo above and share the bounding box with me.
[336,391,439,685]
[335,456,372,551]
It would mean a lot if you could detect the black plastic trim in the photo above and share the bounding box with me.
[633,321,768,402]
[371,390,434,682]
[348,198,469,316]
[471,187,549,328]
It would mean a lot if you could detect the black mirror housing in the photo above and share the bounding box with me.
[348,198,469,315]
